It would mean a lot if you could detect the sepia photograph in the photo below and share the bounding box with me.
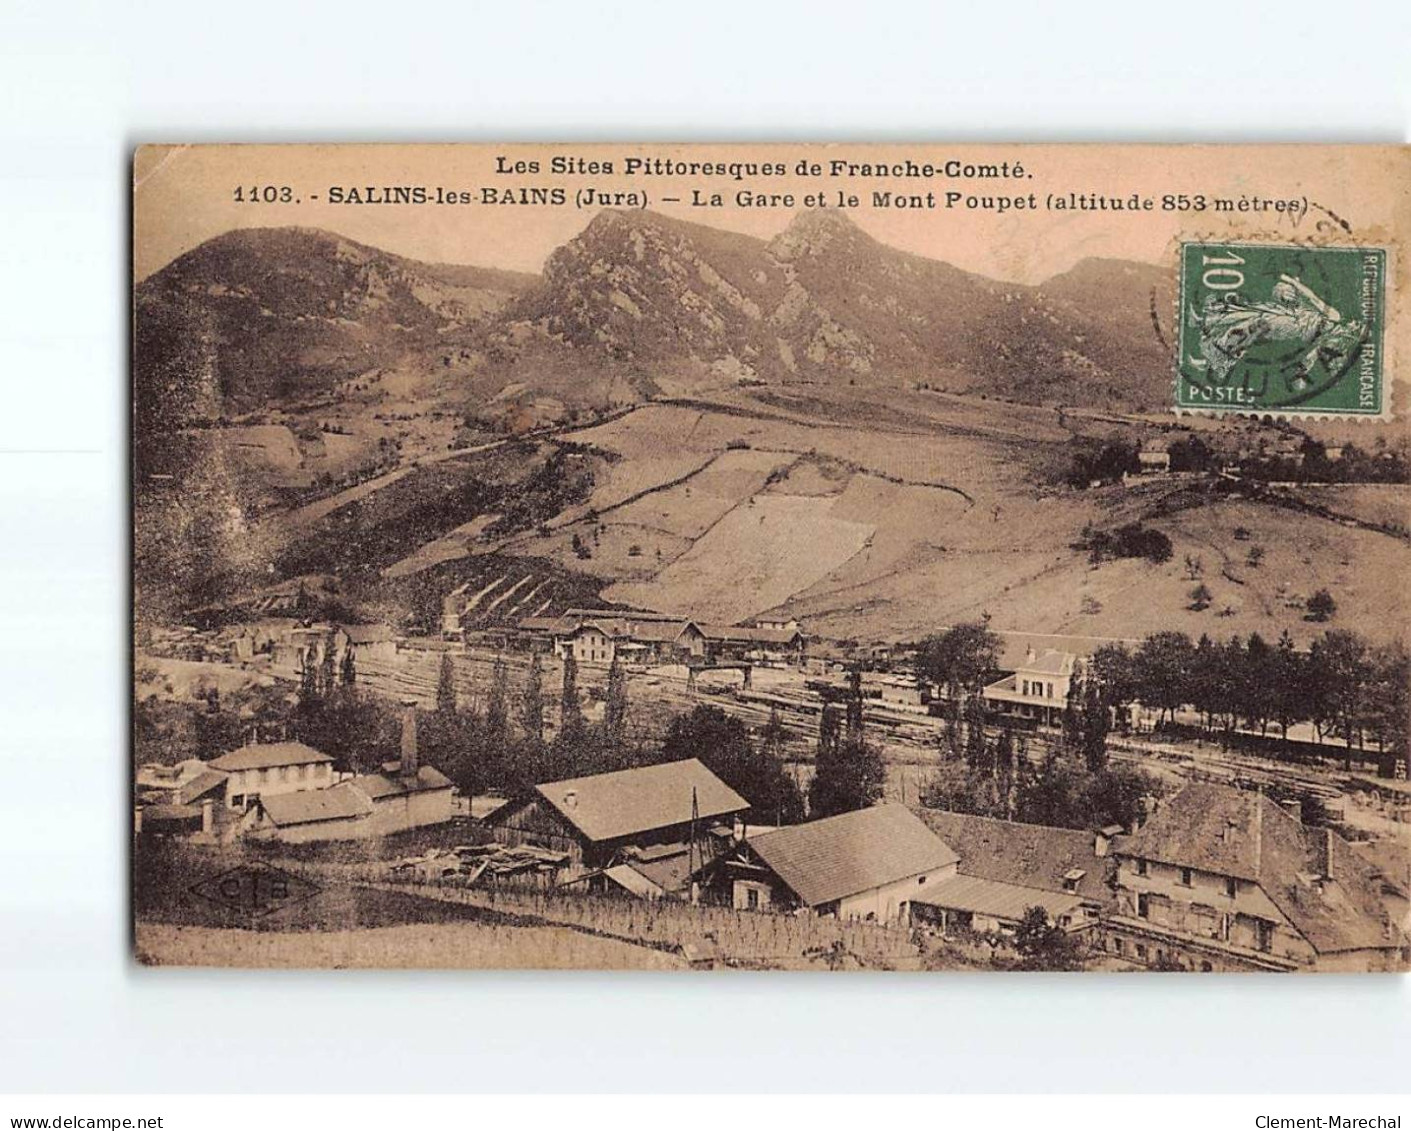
[130,143,1410,974]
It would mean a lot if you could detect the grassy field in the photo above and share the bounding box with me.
[175,386,1411,648]
[609,494,876,623]
[534,397,1411,645]
[135,919,685,970]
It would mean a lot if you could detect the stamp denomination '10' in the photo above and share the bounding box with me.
[1177,242,1386,417]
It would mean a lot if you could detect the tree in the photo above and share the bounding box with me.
[809,732,886,818]
[818,702,842,765]
[1072,665,1112,773]
[519,651,546,748]
[1246,545,1265,568]
[761,705,793,790]
[485,654,510,749]
[1269,631,1308,751]
[1133,631,1194,726]
[1188,582,1213,611]
[1081,767,1159,831]
[1308,630,1369,770]
[298,645,320,708]
[340,644,356,687]
[1238,634,1273,738]
[917,619,1001,701]
[1307,588,1337,622]
[319,633,338,698]
[1365,643,1410,777]
[994,726,1018,818]
[1205,636,1246,743]
[963,693,989,772]
[845,668,864,739]
[559,652,584,743]
[436,653,457,715]
[661,706,803,823]
[1012,905,1083,971]
[603,653,629,749]
[1018,750,1083,829]
[1090,643,1137,728]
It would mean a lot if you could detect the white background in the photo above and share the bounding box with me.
[1,0,1409,1095]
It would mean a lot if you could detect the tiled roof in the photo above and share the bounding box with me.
[619,840,723,895]
[174,769,228,806]
[528,759,748,844]
[994,632,1134,672]
[141,803,203,823]
[209,742,333,772]
[259,783,373,827]
[698,625,801,645]
[917,873,1084,924]
[601,864,666,899]
[914,808,1116,908]
[568,618,633,639]
[747,804,958,908]
[627,619,699,643]
[518,616,572,633]
[1119,784,1265,880]
[352,765,455,801]
[1018,649,1077,677]
[1118,784,1402,955]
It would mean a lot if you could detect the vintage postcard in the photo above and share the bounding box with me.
[132,144,1410,972]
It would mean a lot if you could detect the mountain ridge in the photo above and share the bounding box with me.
[134,213,1177,440]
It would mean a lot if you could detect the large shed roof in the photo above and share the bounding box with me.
[210,742,333,772]
[530,759,748,844]
[747,804,958,908]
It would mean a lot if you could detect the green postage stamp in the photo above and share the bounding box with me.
[1177,241,1387,417]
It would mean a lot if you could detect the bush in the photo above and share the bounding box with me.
[1306,588,1337,622]
[1081,522,1173,565]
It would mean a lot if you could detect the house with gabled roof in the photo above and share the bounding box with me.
[209,741,335,812]
[1104,783,1406,972]
[248,782,376,843]
[489,758,749,869]
[982,647,1080,727]
[912,808,1118,937]
[243,707,455,842]
[722,804,959,925]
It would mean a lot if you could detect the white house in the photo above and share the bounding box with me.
[208,741,336,812]
[982,648,1080,727]
[723,805,960,925]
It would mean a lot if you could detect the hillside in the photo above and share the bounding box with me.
[133,227,535,437]
[134,214,1179,444]
[457,209,1178,425]
[135,215,1411,647]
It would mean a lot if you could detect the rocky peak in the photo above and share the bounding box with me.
[768,208,867,263]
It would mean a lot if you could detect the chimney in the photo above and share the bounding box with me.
[201,798,215,835]
[563,789,578,810]
[1094,829,1110,858]
[134,805,143,835]
[733,815,746,843]
[1280,798,1303,824]
[1025,646,1036,665]
[400,699,418,777]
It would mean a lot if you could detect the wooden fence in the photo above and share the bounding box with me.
[288,860,926,970]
